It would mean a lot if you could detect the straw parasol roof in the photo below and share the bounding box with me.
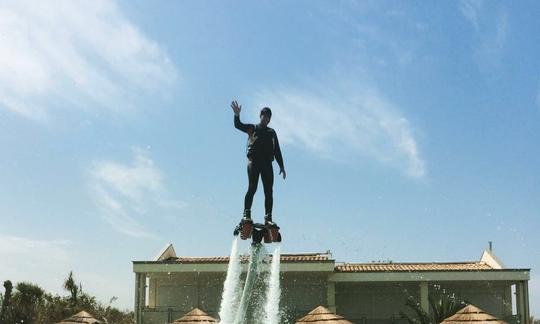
[296,306,353,324]
[57,311,102,324]
[441,304,508,324]
[172,308,218,323]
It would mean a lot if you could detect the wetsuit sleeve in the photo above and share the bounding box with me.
[273,131,284,171]
[234,115,254,134]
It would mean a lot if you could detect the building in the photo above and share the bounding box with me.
[133,244,530,324]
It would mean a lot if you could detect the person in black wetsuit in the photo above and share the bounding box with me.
[231,100,286,225]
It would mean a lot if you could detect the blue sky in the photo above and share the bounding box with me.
[0,0,539,314]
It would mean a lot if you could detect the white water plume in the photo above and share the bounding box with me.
[218,237,242,324]
[234,244,267,324]
[263,243,281,324]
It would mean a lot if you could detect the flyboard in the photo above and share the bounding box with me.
[231,219,281,324]
[233,218,282,244]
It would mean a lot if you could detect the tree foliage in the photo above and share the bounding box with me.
[401,295,431,324]
[0,272,133,324]
[428,285,468,323]
[63,271,79,306]
[0,280,14,323]
[400,284,468,324]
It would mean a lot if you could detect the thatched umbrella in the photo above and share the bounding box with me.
[296,306,353,324]
[57,311,102,324]
[172,308,218,323]
[441,304,508,324]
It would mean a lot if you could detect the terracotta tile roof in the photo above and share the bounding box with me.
[335,262,494,272]
[172,253,332,264]
[159,254,501,273]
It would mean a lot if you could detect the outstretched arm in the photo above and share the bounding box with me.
[231,100,253,133]
[274,132,286,180]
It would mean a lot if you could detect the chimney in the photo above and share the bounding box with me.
[488,241,493,252]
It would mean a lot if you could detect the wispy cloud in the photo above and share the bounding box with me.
[0,234,133,308]
[459,0,483,30]
[0,0,176,121]
[0,234,70,262]
[281,4,426,177]
[0,234,72,291]
[459,0,508,69]
[536,85,540,110]
[354,23,420,68]
[252,85,426,178]
[89,148,186,238]
[328,2,430,70]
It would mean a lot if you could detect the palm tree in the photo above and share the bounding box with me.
[429,289,467,323]
[400,285,467,324]
[0,280,14,323]
[12,282,46,324]
[64,271,79,306]
[401,295,431,324]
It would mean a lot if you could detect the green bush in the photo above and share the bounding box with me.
[0,273,133,324]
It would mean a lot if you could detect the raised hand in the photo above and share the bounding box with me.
[231,100,241,116]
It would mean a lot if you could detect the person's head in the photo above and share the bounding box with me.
[260,107,272,126]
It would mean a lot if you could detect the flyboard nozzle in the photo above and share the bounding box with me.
[252,228,264,245]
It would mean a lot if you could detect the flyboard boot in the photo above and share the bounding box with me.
[263,213,282,243]
[233,210,253,240]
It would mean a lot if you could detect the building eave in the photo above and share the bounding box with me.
[329,269,530,282]
[133,261,335,273]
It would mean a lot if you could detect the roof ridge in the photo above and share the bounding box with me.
[337,261,481,265]
[174,252,332,258]
[280,252,330,256]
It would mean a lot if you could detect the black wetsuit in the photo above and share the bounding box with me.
[234,115,284,218]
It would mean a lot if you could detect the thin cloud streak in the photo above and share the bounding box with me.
[0,234,70,260]
[0,0,176,121]
[459,0,508,69]
[0,234,72,292]
[537,86,540,110]
[0,234,132,308]
[89,148,186,238]
[254,87,426,178]
[459,0,483,31]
